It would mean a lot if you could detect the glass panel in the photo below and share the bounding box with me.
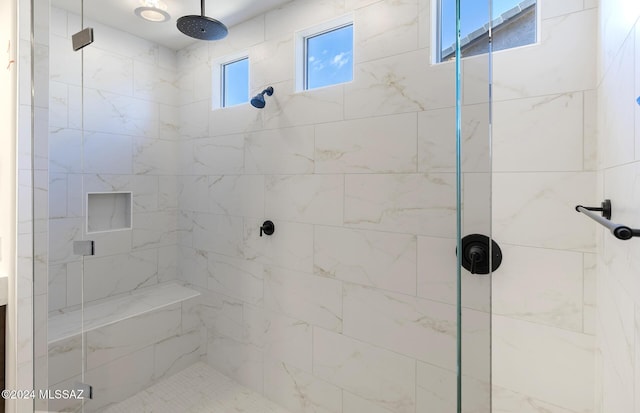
[223,58,249,107]
[46,0,86,411]
[457,0,492,411]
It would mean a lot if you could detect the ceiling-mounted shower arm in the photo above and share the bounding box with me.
[177,0,228,41]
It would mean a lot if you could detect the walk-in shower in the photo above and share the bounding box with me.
[18,0,601,412]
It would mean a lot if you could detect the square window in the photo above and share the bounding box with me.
[222,57,249,107]
[437,0,537,62]
[305,24,353,90]
[296,16,354,92]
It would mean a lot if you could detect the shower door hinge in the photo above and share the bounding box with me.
[72,27,94,51]
[73,240,95,256]
[74,382,93,400]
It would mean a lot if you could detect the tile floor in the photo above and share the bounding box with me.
[101,362,291,413]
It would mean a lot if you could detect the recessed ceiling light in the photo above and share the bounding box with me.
[134,0,170,23]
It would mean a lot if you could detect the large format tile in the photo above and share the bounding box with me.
[261,80,345,130]
[418,105,490,173]
[493,93,584,172]
[314,226,417,295]
[345,49,453,119]
[492,315,595,412]
[493,9,596,100]
[344,173,456,236]
[245,126,315,174]
[417,362,490,413]
[264,359,342,413]
[599,32,636,168]
[343,391,394,413]
[315,113,418,173]
[313,328,416,413]
[243,220,314,273]
[342,283,456,368]
[265,175,344,226]
[207,336,263,394]
[192,135,245,175]
[191,212,244,257]
[83,89,159,138]
[492,172,596,251]
[153,328,203,381]
[244,306,312,371]
[84,346,155,412]
[493,244,584,331]
[208,253,264,305]
[133,60,179,105]
[353,0,419,64]
[86,303,181,370]
[264,265,342,331]
[83,249,159,303]
[84,47,134,96]
[208,175,265,218]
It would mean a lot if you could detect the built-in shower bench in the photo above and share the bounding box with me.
[48,281,201,344]
[47,281,203,411]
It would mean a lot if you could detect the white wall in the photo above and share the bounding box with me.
[176,1,598,412]
[594,0,640,411]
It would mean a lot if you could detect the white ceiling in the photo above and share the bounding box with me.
[52,0,293,50]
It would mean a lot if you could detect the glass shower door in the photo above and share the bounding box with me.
[455,0,493,411]
[46,0,90,412]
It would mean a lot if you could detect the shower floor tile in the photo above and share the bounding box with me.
[101,361,292,413]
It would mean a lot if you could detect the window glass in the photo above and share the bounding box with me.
[439,0,536,62]
[305,24,353,90]
[222,57,249,107]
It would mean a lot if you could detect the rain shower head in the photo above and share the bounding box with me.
[177,0,228,41]
[251,87,274,109]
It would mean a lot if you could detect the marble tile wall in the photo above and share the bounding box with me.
[595,1,640,411]
[46,8,186,413]
[47,300,203,412]
[175,1,598,412]
[490,3,598,412]
[48,8,180,315]
[28,0,602,412]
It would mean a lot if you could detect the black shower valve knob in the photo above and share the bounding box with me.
[260,220,275,237]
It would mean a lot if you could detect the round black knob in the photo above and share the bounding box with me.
[457,234,502,275]
[260,220,275,237]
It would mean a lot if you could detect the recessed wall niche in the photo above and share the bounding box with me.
[87,192,132,233]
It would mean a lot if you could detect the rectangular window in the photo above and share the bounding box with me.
[296,15,354,92]
[437,0,537,62]
[222,57,249,107]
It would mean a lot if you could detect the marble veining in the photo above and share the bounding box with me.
[48,281,200,343]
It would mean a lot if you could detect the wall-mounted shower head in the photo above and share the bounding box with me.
[250,87,274,109]
[177,0,228,41]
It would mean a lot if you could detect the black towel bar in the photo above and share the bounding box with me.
[575,200,640,240]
